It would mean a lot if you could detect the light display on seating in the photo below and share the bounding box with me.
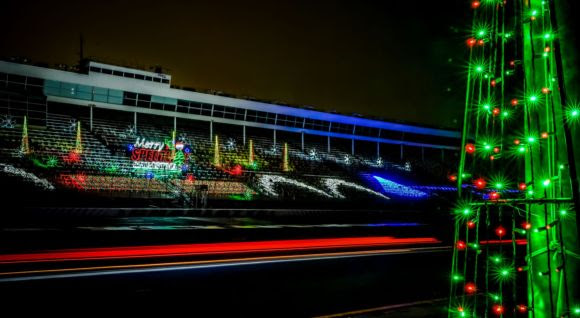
[0,115,15,129]
[372,176,428,198]
[134,137,167,151]
[225,138,236,151]
[129,135,189,172]
[32,155,59,169]
[75,121,83,154]
[20,116,30,156]
[248,139,254,166]
[214,135,220,166]
[0,164,54,190]
[376,157,384,167]
[226,164,243,176]
[64,150,81,164]
[282,142,289,172]
[308,149,318,160]
[131,148,173,162]
[123,125,137,138]
[132,161,179,171]
[344,155,351,165]
[404,161,412,172]
[322,178,389,200]
[257,175,332,198]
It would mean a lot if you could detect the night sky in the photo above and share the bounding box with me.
[1,0,470,129]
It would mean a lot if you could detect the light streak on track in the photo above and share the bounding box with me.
[0,236,440,264]
[0,246,449,282]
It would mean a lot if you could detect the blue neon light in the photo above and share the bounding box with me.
[372,176,428,198]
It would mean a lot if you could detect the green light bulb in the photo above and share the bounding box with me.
[485,144,491,150]
[543,179,551,187]
[560,209,567,216]
[476,66,484,72]
[528,136,536,143]
[518,146,526,153]
[529,95,538,102]
[495,182,503,189]
[544,33,553,40]
[531,9,538,16]
[572,110,579,117]
[502,111,509,118]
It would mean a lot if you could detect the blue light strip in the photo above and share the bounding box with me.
[372,176,428,198]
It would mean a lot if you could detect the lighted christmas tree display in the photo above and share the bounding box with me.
[213,134,220,167]
[75,120,82,154]
[282,142,289,172]
[248,139,254,166]
[20,116,30,156]
[450,1,579,317]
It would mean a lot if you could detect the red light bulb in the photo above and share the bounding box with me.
[492,107,501,116]
[541,132,549,139]
[456,240,467,250]
[489,192,500,200]
[517,305,528,313]
[518,182,527,191]
[465,143,476,154]
[495,225,506,238]
[474,178,487,189]
[467,220,476,229]
[467,37,477,48]
[511,98,519,106]
[522,222,532,230]
[514,139,521,145]
[492,304,505,315]
[493,147,500,153]
[491,79,497,87]
[489,155,495,161]
[465,282,477,294]
[471,1,481,9]
[542,87,550,94]
[478,39,485,46]
[449,174,458,182]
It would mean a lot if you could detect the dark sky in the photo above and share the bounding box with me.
[0,0,469,129]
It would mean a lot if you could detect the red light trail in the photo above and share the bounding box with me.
[0,236,440,264]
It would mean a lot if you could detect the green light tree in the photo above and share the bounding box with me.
[450,1,579,317]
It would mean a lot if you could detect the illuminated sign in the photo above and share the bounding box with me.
[134,137,166,151]
[129,137,189,172]
[132,161,177,170]
[131,148,172,162]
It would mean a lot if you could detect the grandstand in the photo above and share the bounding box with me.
[0,59,460,208]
